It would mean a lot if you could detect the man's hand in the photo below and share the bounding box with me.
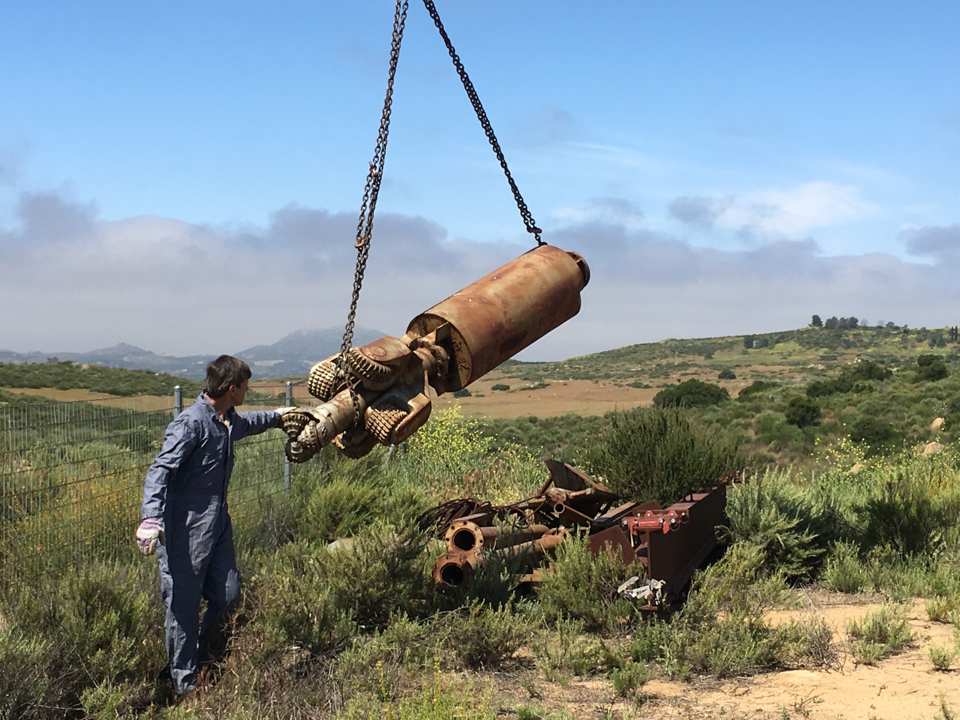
[136,517,164,555]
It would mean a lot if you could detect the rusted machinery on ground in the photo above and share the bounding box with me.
[281,245,589,461]
[421,460,727,609]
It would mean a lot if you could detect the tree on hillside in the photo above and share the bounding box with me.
[654,379,730,409]
[917,354,948,382]
[811,315,823,328]
[785,397,821,428]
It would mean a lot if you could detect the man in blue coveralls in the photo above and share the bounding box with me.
[135,355,294,697]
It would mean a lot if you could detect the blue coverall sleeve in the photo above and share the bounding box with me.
[232,410,280,441]
[140,415,199,519]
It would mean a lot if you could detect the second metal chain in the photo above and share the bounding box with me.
[421,0,544,247]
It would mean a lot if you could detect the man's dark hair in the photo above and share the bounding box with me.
[203,355,252,398]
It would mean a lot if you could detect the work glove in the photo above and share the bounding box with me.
[278,407,315,438]
[136,517,164,556]
[275,406,297,429]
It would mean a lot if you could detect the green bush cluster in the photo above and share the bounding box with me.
[785,397,821,428]
[917,354,949,382]
[653,379,729,408]
[847,606,914,664]
[536,536,640,632]
[0,362,199,396]
[0,561,163,718]
[583,407,742,504]
[729,453,960,595]
[737,380,780,399]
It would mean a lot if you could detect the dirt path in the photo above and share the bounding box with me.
[487,596,958,720]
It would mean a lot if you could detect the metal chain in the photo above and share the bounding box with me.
[336,0,410,425]
[421,0,544,246]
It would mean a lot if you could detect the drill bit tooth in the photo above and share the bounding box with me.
[307,361,341,401]
[346,348,394,388]
[365,407,408,444]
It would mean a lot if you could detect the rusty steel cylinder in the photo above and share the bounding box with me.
[406,244,590,389]
[446,522,552,554]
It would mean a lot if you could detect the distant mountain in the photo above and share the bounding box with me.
[0,326,386,380]
[236,327,384,378]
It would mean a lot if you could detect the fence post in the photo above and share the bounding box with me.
[283,381,293,493]
[173,385,183,419]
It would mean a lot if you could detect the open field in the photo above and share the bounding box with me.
[2,326,959,719]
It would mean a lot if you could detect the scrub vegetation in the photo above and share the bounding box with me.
[1,322,959,717]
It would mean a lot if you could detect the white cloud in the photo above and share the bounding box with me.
[1,186,956,361]
[552,196,645,229]
[672,182,874,238]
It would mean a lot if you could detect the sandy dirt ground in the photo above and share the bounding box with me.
[6,371,757,421]
[487,595,959,720]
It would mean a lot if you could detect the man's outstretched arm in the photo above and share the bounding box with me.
[232,407,294,441]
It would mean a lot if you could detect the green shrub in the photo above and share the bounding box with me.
[438,602,525,669]
[629,619,672,663]
[849,416,901,454]
[665,544,787,676]
[775,617,839,669]
[755,411,807,450]
[537,536,639,632]
[491,384,511,392]
[738,380,779,399]
[917,354,949,382]
[680,614,783,676]
[301,479,381,544]
[785,397,822,428]
[80,680,152,720]
[257,526,431,655]
[849,360,893,381]
[0,630,54,720]
[610,661,649,698]
[654,379,729,409]
[584,408,741,504]
[534,618,618,680]
[452,388,471,398]
[821,542,867,593]
[930,645,955,671]
[859,468,960,556]
[926,595,960,623]
[847,607,913,664]
[718,368,736,380]
[723,472,841,581]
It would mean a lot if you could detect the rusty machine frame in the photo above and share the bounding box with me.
[423,460,727,610]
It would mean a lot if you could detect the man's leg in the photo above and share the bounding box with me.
[157,543,204,696]
[198,518,241,666]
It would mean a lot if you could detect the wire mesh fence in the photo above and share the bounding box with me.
[0,383,298,584]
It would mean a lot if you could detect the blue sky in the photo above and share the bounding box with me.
[1,2,958,357]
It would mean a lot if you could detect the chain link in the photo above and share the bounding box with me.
[336,0,410,425]
[421,0,544,246]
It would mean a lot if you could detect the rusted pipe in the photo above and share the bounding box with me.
[445,521,551,554]
[432,552,476,587]
[501,528,569,559]
[407,244,590,389]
